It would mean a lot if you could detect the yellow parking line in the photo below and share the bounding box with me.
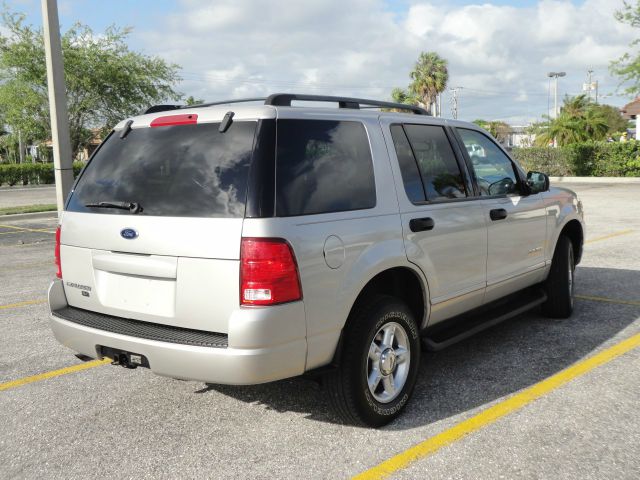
[0,298,47,310]
[575,294,640,307]
[0,358,111,392]
[0,229,56,236]
[353,332,640,480]
[0,224,56,234]
[585,229,633,244]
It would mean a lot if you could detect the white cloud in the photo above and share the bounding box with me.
[137,0,638,123]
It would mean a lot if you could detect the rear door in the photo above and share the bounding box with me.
[384,121,488,324]
[60,116,263,333]
[453,127,547,303]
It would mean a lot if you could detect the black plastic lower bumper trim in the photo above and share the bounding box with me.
[52,306,228,348]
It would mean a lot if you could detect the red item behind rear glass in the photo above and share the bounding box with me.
[150,114,198,127]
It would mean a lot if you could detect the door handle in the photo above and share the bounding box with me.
[409,217,435,232]
[490,208,508,221]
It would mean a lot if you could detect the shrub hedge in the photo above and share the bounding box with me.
[512,140,640,177]
[0,162,85,186]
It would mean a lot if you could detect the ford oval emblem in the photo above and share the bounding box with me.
[120,228,138,240]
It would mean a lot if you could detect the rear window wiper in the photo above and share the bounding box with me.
[85,201,143,214]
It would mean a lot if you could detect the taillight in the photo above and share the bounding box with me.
[54,225,62,279]
[240,238,302,306]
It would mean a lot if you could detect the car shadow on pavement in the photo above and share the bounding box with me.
[200,266,640,429]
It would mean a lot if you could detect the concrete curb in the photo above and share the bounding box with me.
[0,211,58,222]
[550,176,640,184]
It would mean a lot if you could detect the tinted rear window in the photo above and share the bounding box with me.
[67,122,257,217]
[403,124,467,201]
[390,124,426,203]
[276,120,376,216]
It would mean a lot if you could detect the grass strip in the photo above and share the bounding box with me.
[0,204,57,215]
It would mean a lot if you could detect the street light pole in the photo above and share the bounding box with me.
[41,0,74,217]
[547,71,566,119]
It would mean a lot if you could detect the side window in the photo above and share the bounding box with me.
[457,128,520,196]
[403,124,467,201]
[390,125,426,203]
[276,120,376,216]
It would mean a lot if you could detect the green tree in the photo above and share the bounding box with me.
[534,95,609,146]
[560,95,590,117]
[582,107,609,140]
[0,10,181,159]
[596,104,631,135]
[408,52,449,114]
[472,119,511,143]
[185,96,204,106]
[391,51,448,115]
[611,1,640,95]
[390,87,418,105]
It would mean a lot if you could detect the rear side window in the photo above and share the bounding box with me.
[67,122,257,218]
[402,124,467,202]
[276,120,376,216]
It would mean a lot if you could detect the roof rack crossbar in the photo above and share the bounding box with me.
[264,93,429,115]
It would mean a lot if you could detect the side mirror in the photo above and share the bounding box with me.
[526,171,550,194]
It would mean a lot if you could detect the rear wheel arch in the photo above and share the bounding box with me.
[331,267,427,366]
[558,220,583,265]
[349,267,427,329]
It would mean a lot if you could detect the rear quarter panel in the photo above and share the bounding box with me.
[242,113,422,371]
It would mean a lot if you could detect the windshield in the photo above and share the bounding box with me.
[67,121,257,218]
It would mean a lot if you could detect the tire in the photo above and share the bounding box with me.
[541,235,575,318]
[325,295,421,427]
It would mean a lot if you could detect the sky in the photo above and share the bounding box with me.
[9,0,639,124]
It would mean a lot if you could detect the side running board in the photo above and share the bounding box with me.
[422,288,548,352]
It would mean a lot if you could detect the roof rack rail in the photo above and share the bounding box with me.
[265,93,429,115]
[144,94,429,116]
[189,97,267,109]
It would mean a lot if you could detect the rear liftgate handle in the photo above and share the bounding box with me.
[490,208,508,221]
[409,217,435,232]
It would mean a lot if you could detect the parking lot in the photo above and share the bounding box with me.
[1,182,639,479]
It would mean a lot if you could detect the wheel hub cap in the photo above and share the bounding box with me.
[379,348,396,375]
[366,321,411,404]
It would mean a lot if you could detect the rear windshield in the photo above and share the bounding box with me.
[67,122,257,218]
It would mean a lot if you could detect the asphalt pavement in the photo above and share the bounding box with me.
[0,182,638,479]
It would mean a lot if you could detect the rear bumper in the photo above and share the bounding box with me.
[48,279,307,385]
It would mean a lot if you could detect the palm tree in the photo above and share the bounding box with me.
[582,107,608,141]
[560,94,589,117]
[536,114,586,146]
[408,52,449,115]
[391,87,411,104]
[390,87,420,108]
[535,95,611,146]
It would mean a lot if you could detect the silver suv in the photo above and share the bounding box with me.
[49,94,584,427]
